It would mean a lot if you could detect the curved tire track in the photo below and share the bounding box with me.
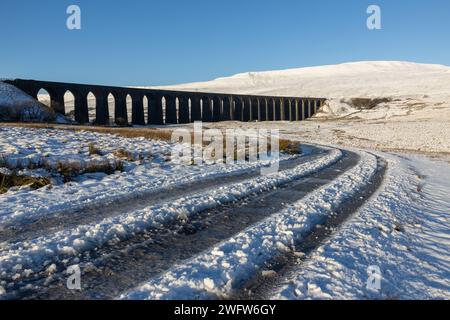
[0,146,325,244]
[234,156,387,300]
[6,148,358,300]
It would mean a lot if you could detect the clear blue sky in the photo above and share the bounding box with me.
[1,0,449,86]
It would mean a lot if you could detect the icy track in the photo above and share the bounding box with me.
[0,146,342,287]
[119,151,377,300]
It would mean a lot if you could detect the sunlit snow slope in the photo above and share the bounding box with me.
[156,61,450,99]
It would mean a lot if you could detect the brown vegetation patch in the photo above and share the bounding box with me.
[347,97,392,110]
[88,143,102,156]
[0,123,174,142]
[0,172,51,194]
[113,149,135,161]
[55,160,124,182]
[279,139,301,155]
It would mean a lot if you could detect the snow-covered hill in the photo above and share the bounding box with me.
[156,61,450,99]
[0,82,55,122]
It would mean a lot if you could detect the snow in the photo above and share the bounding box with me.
[0,82,55,122]
[2,61,450,300]
[199,118,450,157]
[157,61,450,100]
[119,151,377,300]
[116,61,450,300]
[0,126,289,226]
[0,146,341,283]
[271,153,450,300]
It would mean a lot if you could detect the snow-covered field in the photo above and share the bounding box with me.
[116,147,449,300]
[1,61,449,300]
[0,144,339,286]
[0,126,290,225]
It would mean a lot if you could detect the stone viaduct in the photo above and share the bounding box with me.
[5,79,326,126]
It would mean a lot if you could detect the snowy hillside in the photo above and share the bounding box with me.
[0,82,55,122]
[157,61,450,99]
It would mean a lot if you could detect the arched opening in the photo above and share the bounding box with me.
[188,98,192,121]
[87,92,96,123]
[231,98,236,120]
[126,94,132,122]
[64,90,75,120]
[107,93,115,125]
[143,95,149,124]
[175,97,180,123]
[37,88,51,107]
[161,96,166,124]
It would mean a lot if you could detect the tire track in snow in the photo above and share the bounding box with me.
[2,147,345,299]
[119,151,378,300]
[0,147,324,244]
[236,157,387,300]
